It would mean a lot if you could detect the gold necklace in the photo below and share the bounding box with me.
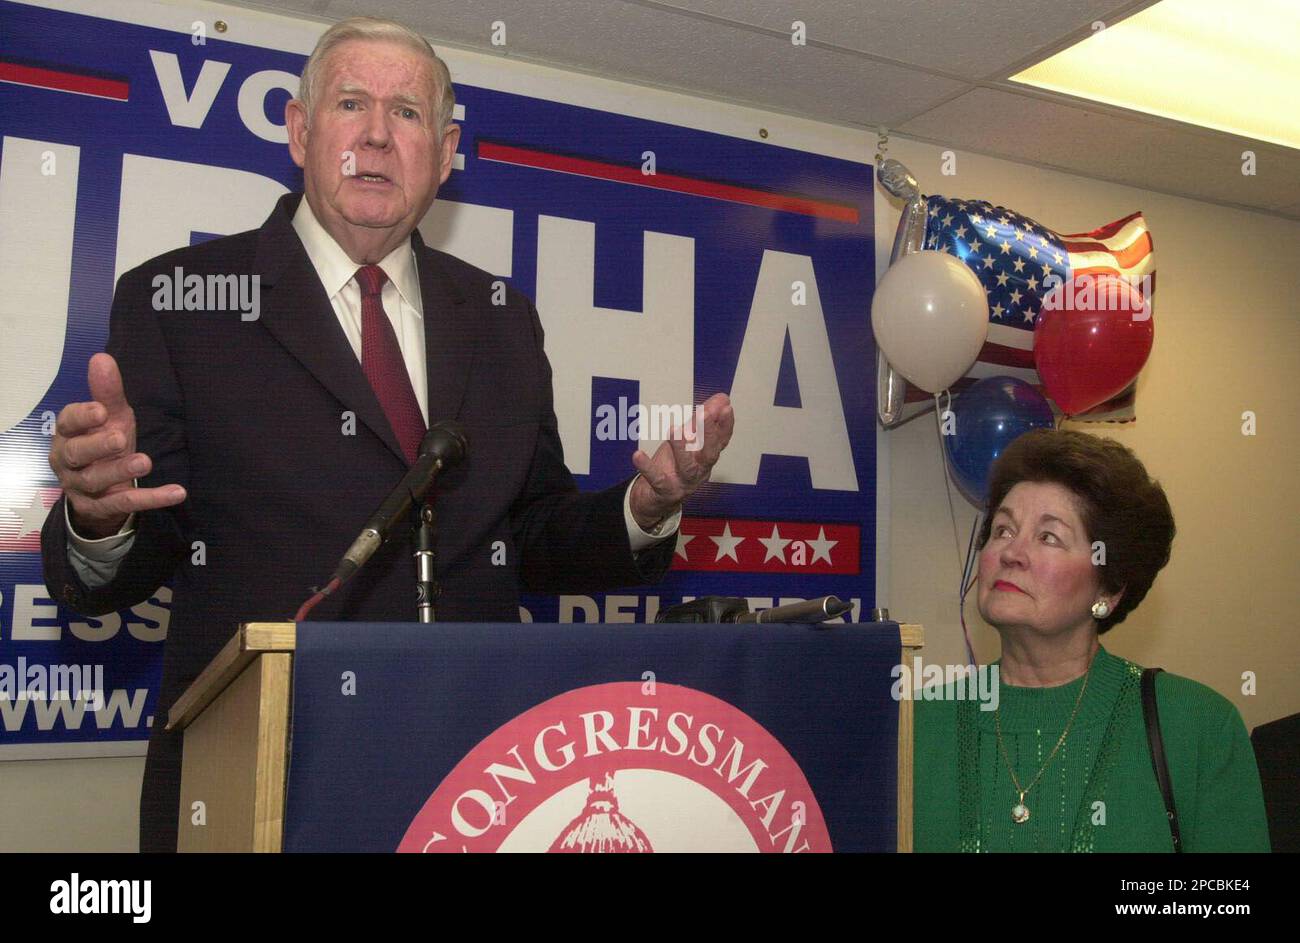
[995,651,1096,824]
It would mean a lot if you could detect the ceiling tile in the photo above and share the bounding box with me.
[653,0,1148,78]
[897,87,1300,216]
[318,0,967,126]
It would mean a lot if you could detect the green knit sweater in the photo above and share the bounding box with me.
[914,646,1270,852]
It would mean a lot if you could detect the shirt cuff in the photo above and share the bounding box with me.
[65,493,138,561]
[624,476,681,553]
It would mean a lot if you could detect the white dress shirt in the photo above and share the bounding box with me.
[66,198,678,586]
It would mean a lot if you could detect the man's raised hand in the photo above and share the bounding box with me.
[628,392,734,530]
[48,353,186,539]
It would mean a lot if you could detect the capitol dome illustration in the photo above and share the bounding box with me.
[549,773,653,853]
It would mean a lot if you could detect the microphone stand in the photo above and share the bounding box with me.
[293,420,468,624]
[414,501,438,624]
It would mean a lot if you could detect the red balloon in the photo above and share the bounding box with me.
[1034,274,1153,415]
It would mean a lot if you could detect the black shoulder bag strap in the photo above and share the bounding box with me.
[1141,667,1183,852]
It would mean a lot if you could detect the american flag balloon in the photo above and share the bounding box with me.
[916,197,1156,421]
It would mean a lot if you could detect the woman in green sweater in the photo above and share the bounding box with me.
[915,429,1269,852]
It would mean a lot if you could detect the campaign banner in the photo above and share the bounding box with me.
[282,621,901,853]
[0,0,877,754]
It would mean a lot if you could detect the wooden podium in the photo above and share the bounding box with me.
[167,622,296,853]
[168,621,924,853]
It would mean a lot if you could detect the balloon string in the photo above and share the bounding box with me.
[935,387,977,663]
[932,393,964,572]
[960,512,982,668]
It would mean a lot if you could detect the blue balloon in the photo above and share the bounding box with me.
[944,377,1055,506]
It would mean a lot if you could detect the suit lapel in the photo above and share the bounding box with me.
[254,194,408,466]
[412,230,474,427]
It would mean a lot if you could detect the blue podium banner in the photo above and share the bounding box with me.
[283,622,901,853]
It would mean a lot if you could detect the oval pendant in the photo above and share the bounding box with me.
[1011,803,1030,824]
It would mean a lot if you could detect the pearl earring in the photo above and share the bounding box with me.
[1091,600,1111,619]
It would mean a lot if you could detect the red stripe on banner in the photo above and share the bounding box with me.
[1060,211,1143,241]
[977,341,1036,369]
[671,517,859,574]
[1073,264,1125,278]
[0,61,129,101]
[0,487,62,553]
[1062,232,1153,269]
[477,141,859,223]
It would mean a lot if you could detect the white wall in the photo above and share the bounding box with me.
[0,756,143,851]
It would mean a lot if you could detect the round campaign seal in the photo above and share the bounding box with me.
[397,681,831,852]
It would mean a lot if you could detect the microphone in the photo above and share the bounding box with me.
[733,596,853,624]
[329,421,468,587]
[655,595,852,624]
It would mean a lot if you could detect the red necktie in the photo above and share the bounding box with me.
[354,264,425,464]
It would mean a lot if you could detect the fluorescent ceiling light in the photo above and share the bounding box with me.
[1010,0,1300,151]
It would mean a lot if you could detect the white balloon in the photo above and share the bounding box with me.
[871,250,989,394]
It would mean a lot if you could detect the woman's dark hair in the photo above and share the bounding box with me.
[976,429,1175,633]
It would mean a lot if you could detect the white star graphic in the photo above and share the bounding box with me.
[1023,308,1037,323]
[1041,262,1053,278]
[807,527,837,565]
[998,215,1010,226]
[971,213,983,224]
[1027,245,1039,260]
[929,205,939,218]
[758,525,792,564]
[982,255,995,270]
[1009,288,1023,305]
[984,224,997,239]
[991,302,1006,319]
[954,224,968,239]
[995,271,1010,287]
[999,240,1011,255]
[1013,229,1024,242]
[5,491,51,538]
[1053,251,1064,265]
[710,522,745,563]
[674,531,695,560]
[941,213,954,227]
[1027,275,1040,291]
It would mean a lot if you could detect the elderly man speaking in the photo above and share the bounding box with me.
[41,16,734,853]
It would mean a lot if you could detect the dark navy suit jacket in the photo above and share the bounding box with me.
[41,192,673,851]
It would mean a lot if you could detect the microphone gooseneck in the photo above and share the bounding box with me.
[314,421,469,601]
